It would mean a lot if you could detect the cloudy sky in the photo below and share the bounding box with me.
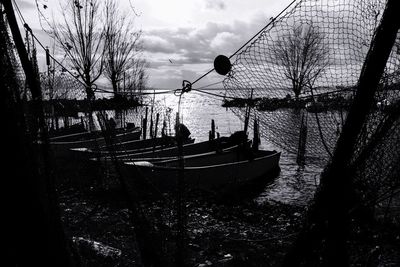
[15,0,294,89]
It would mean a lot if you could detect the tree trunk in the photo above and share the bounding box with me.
[293,80,301,99]
[111,72,118,94]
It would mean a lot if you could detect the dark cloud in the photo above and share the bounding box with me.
[143,36,176,54]
[143,14,268,69]
[140,13,274,88]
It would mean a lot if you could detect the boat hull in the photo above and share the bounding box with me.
[85,140,249,181]
[50,127,141,181]
[51,127,141,157]
[123,150,281,192]
[71,137,196,162]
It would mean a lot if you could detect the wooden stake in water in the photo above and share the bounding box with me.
[154,113,160,138]
[149,113,154,139]
[149,89,156,138]
[209,119,216,140]
[143,107,148,139]
[296,112,307,165]
[252,116,260,151]
[244,88,254,134]
[175,112,180,135]
[162,118,167,137]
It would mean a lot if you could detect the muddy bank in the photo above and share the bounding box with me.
[58,183,304,266]
[58,183,400,266]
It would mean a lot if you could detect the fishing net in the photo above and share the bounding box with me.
[3,0,400,264]
[223,0,399,161]
[223,0,400,219]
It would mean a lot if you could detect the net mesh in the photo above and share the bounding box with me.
[2,0,400,262]
[223,0,400,219]
[223,0,399,161]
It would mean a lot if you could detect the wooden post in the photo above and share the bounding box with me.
[296,112,307,165]
[149,89,155,138]
[154,113,160,138]
[244,88,254,134]
[175,112,180,136]
[210,119,216,140]
[143,107,148,139]
[161,119,167,137]
[149,114,154,139]
[252,116,260,151]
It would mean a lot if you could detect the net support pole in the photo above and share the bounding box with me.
[2,0,73,265]
[244,88,254,134]
[154,112,160,138]
[143,106,148,139]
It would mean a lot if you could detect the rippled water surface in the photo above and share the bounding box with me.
[141,92,325,206]
[71,92,324,205]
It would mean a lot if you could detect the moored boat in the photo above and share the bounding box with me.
[87,137,249,174]
[49,125,137,142]
[122,148,281,192]
[72,131,247,163]
[70,135,196,160]
[50,126,141,157]
[50,126,142,179]
[48,123,86,138]
[88,131,247,162]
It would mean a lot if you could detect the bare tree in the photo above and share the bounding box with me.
[125,58,148,98]
[51,0,104,101]
[41,71,84,100]
[104,0,142,94]
[274,23,329,98]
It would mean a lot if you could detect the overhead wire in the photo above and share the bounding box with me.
[192,89,237,100]
[186,0,299,88]
[15,0,303,103]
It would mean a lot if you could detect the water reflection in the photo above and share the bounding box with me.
[57,91,327,206]
[256,154,322,205]
[153,92,324,206]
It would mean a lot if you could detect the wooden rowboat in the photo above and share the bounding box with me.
[98,135,245,161]
[72,131,247,162]
[50,127,142,178]
[123,149,281,192]
[88,138,249,171]
[48,123,86,138]
[50,126,141,158]
[71,136,195,158]
[49,126,135,142]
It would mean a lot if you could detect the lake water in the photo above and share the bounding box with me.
[67,91,324,205]
[136,91,324,206]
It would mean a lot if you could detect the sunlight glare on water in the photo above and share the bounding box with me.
[151,90,323,205]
